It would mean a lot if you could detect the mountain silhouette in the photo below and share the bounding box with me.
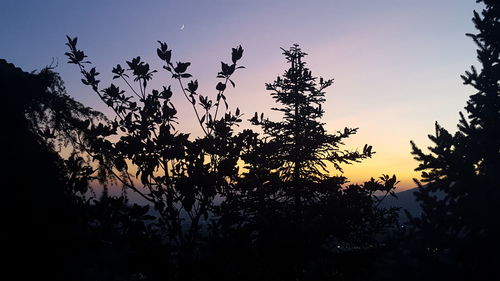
[379,186,446,223]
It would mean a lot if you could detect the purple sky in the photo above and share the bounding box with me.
[1,0,482,189]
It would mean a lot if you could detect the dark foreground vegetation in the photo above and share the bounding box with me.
[1,1,498,280]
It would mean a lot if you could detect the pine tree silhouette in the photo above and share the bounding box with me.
[410,0,500,278]
[250,44,373,209]
[224,45,399,280]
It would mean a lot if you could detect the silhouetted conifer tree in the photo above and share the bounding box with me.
[409,0,500,278]
[250,44,373,207]
[218,45,399,281]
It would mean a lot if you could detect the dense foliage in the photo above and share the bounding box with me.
[398,0,500,279]
[4,1,498,280]
[0,60,168,281]
[61,38,400,280]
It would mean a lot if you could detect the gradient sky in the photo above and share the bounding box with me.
[1,0,482,190]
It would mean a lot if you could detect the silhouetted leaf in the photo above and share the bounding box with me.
[216,82,226,91]
[174,62,190,73]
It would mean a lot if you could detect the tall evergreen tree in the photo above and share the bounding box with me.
[222,45,399,280]
[410,0,500,277]
[250,44,373,206]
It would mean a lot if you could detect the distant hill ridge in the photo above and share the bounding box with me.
[378,186,447,223]
[379,187,421,223]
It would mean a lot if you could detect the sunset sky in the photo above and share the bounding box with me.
[1,0,482,190]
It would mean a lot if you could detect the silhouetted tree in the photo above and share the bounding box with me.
[65,36,251,279]
[251,44,373,206]
[408,0,500,279]
[212,45,399,281]
[0,59,101,280]
[1,59,169,281]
